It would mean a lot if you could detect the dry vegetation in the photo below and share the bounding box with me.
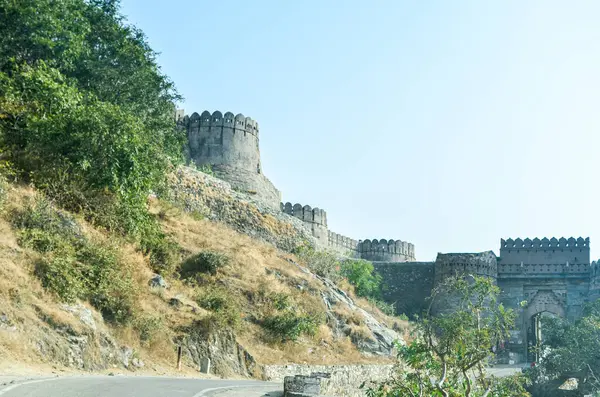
[0,183,405,375]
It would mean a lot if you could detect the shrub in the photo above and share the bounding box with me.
[293,245,342,281]
[262,311,321,342]
[196,287,241,331]
[139,226,180,275]
[181,251,230,278]
[35,247,83,303]
[134,315,165,346]
[14,196,137,324]
[368,297,396,317]
[340,259,381,299]
[271,292,292,311]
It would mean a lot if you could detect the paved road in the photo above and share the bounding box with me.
[0,376,282,397]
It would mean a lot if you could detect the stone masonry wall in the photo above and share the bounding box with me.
[373,262,435,317]
[178,110,281,211]
[263,364,394,397]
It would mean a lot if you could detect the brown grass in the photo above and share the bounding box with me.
[0,185,399,375]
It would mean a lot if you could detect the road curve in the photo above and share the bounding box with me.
[0,375,282,397]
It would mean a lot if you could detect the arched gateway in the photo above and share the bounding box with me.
[497,237,590,363]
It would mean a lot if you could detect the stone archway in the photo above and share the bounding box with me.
[523,290,565,362]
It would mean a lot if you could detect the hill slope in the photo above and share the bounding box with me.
[0,169,406,378]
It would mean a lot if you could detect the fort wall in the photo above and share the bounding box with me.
[357,239,415,262]
[178,110,281,210]
[281,202,328,244]
[499,237,590,266]
[434,251,498,285]
[328,231,359,256]
[372,262,435,317]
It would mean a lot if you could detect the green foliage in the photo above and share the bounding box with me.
[0,0,184,269]
[367,297,396,316]
[527,299,600,396]
[262,311,321,342]
[133,315,165,346]
[196,287,241,332]
[293,244,342,281]
[13,196,137,324]
[196,164,214,176]
[181,251,231,279]
[340,259,382,298]
[367,275,528,397]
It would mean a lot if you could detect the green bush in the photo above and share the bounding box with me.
[293,245,342,281]
[14,197,137,324]
[133,315,165,346]
[368,297,396,317]
[35,246,83,303]
[340,259,381,299]
[262,311,321,342]
[139,226,180,275]
[181,251,230,278]
[196,287,241,331]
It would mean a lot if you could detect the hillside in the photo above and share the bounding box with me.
[0,169,406,378]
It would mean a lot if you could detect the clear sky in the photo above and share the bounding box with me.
[121,1,600,261]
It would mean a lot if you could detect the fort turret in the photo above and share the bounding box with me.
[357,239,415,262]
[178,110,280,210]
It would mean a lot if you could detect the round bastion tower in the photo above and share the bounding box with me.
[177,110,281,210]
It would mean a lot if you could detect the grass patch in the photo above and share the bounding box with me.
[181,250,230,279]
[12,195,138,324]
[195,286,241,332]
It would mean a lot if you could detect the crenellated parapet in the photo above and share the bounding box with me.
[177,109,282,210]
[501,237,589,249]
[499,237,591,271]
[434,251,498,284]
[328,231,359,254]
[280,201,328,244]
[179,110,262,174]
[357,239,415,262]
[179,110,259,137]
[281,202,327,227]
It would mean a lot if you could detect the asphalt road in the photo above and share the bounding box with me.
[0,376,282,397]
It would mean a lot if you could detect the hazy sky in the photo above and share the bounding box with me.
[121,1,600,261]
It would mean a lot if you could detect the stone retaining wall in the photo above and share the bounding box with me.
[263,364,394,397]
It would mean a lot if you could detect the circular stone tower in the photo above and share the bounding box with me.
[178,110,280,209]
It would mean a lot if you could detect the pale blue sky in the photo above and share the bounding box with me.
[121,1,600,261]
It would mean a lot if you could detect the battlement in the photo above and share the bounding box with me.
[356,239,415,262]
[434,251,498,283]
[281,202,327,227]
[180,110,259,137]
[501,237,590,249]
[328,231,359,253]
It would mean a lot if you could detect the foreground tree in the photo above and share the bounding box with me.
[366,275,530,397]
[527,299,600,396]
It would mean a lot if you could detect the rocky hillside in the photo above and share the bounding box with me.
[0,167,406,378]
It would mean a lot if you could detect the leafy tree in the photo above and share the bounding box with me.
[340,258,382,299]
[0,0,184,270]
[366,275,529,397]
[527,299,600,396]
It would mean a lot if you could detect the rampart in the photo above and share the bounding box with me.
[328,231,359,256]
[358,239,415,262]
[499,237,590,271]
[178,110,281,210]
[281,202,328,244]
[373,262,435,317]
[434,251,498,284]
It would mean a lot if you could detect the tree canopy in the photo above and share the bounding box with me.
[0,0,184,237]
[366,275,530,397]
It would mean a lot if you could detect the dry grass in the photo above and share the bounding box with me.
[0,185,399,375]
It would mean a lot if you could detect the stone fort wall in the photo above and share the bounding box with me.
[177,109,600,364]
[178,109,418,258]
[178,110,281,210]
